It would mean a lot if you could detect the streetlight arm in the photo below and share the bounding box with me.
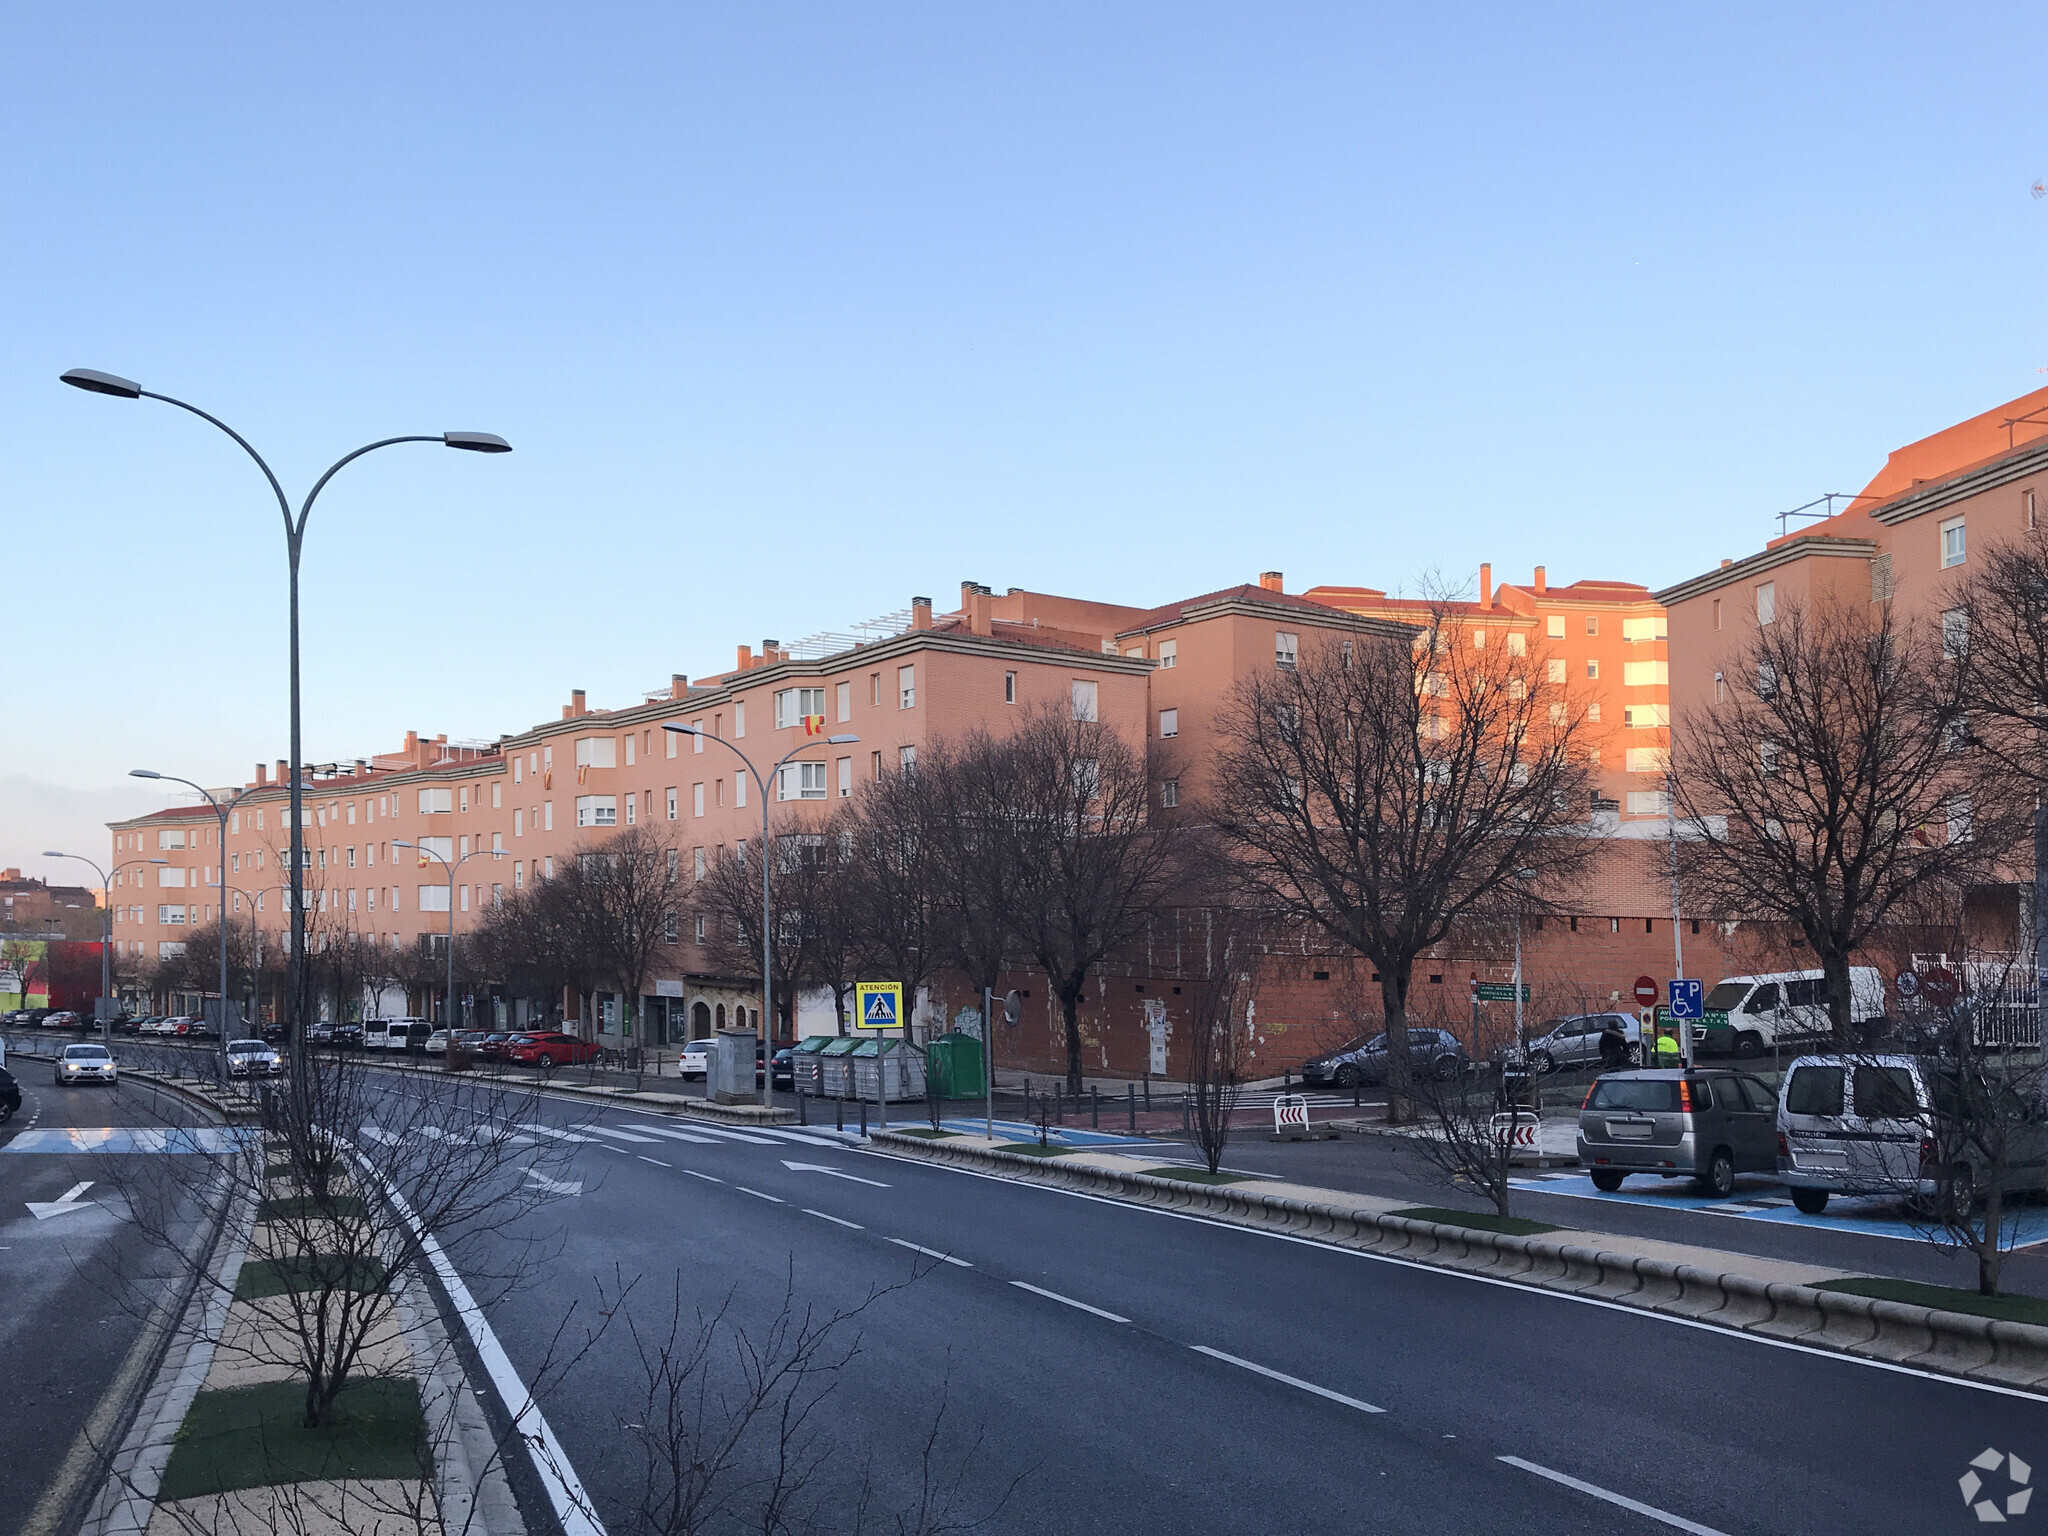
[137,390,294,541]
[297,436,441,543]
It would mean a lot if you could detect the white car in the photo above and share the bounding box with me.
[423,1029,454,1055]
[56,1043,118,1085]
[678,1040,712,1080]
[226,1039,283,1077]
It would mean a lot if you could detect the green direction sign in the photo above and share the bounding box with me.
[1475,983,1530,1002]
[1656,1006,1730,1029]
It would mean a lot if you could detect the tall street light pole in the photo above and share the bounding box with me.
[42,852,168,1048]
[663,724,858,1111]
[61,368,508,1089]
[393,840,506,1062]
[130,770,262,1080]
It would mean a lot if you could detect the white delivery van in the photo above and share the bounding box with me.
[1698,969,1885,1057]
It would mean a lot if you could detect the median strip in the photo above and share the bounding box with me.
[1497,1455,1731,1536]
[1009,1281,1129,1323]
[1189,1345,1383,1413]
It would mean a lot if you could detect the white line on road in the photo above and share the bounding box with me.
[619,1123,719,1145]
[1009,1281,1128,1323]
[749,1127,852,1147]
[1497,1457,1731,1536]
[780,1160,891,1187]
[1188,1345,1382,1413]
[803,1209,863,1229]
[736,1186,785,1203]
[589,1127,663,1145]
[668,1123,780,1146]
[517,1122,598,1144]
[638,1156,672,1168]
[886,1238,972,1267]
[684,1170,723,1184]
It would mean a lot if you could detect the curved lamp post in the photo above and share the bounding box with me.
[41,851,168,1048]
[393,840,507,1063]
[662,724,858,1110]
[63,367,508,1084]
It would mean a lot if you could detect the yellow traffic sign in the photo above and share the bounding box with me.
[856,981,902,1032]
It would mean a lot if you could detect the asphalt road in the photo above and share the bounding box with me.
[418,1086,2046,1536]
[0,1060,215,1536]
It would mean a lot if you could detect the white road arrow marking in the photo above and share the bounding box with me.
[28,1180,98,1220]
[779,1160,891,1187]
[522,1168,584,1197]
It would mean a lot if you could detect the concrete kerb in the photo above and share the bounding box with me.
[869,1131,2048,1396]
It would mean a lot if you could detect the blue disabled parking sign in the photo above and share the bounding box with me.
[1668,979,1703,1019]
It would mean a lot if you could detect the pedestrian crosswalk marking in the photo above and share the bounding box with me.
[588,1126,663,1145]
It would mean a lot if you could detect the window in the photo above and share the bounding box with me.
[514,808,524,837]
[158,904,188,925]
[419,885,450,912]
[872,751,883,781]
[1757,660,1777,698]
[1072,680,1098,721]
[492,883,502,908]
[1584,616,1599,636]
[1713,598,1722,630]
[1759,739,1778,776]
[1941,516,1966,568]
[159,829,186,850]
[491,782,501,808]
[664,909,680,944]
[1546,615,1564,638]
[575,736,617,770]
[1942,607,1969,659]
[1756,581,1776,625]
[870,673,881,706]
[774,687,827,729]
[1546,658,1566,684]
[458,786,470,813]
[1585,660,1599,680]
[1506,632,1525,656]
[1948,795,1973,844]
[1715,671,1726,704]
[734,701,745,737]
[1275,631,1298,669]
[543,801,553,831]
[624,734,635,766]
[899,745,918,772]
[1623,659,1668,686]
[735,773,746,808]
[838,756,852,797]
[1158,639,1177,669]
[418,787,453,814]
[158,867,186,887]
[1004,670,1016,704]
[778,761,827,800]
[1623,704,1670,728]
[1159,708,1178,738]
[693,783,705,817]
[837,680,852,722]
[2029,489,2038,531]
[514,758,523,785]
[1073,758,1100,799]
[695,914,707,943]
[1471,628,1486,650]
[898,666,915,709]
[624,793,636,825]
[1625,747,1669,774]
[1626,790,1669,815]
[1161,778,1179,808]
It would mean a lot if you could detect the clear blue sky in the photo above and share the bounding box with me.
[5,3,2045,881]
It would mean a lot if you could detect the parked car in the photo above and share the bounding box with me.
[0,1064,20,1121]
[305,1022,334,1046]
[771,1047,794,1090]
[505,1032,601,1069]
[1775,1053,2048,1215]
[363,1018,428,1052]
[423,1029,454,1056]
[1511,1013,1641,1074]
[456,1030,491,1050]
[678,1039,712,1080]
[226,1038,284,1078]
[474,1032,513,1058]
[333,1023,365,1050]
[1301,1028,1468,1089]
[56,1042,119,1085]
[1577,1068,1780,1198]
[41,1011,81,1031]
[1698,968,1885,1058]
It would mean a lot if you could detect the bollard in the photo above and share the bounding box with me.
[1091,1086,1099,1128]
[1143,1076,1151,1111]
[1285,1067,1292,1092]
[836,1095,844,1132]
[1353,1078,1361,1109]
[1127,1082,1137,1132]
[799,1087,808,1126]
[860,1098,869,1136]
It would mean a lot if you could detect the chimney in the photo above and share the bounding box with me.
[762,639,782,665]
[1720,558,1733,569]
[1532,564,1546,595]
[967,587,993,636]
[671,674,688,700]
[736,644,754,671]
[255,763,269,786]
[561,690,588,721]
[275,759,289,785]
[912,596,933,630]
[1479,563,1493,606]
[1259,571,1284,593]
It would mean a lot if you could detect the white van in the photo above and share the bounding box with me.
[1699,969,1885,1057]
[363,1017,428,1052]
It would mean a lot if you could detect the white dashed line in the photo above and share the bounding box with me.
[886,1238,972,1267]
[736,1186,785,1203]
[1189,1345,1383,1413]
[638,1156,672,1168]
[684,1169,722,1184]
[1497,1457,1732,1536]
[802,1209,863,1229]
[1009,1281,1128,1323]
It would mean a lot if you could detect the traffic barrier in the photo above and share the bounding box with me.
[868,1131,2048,1395]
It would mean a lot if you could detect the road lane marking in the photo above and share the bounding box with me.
[518,1122,599,1144]
[803,1209,863,1229]
[619,1123,719,1145]
[522,1168,584,1196]
[684,1170,723,1184]
[1497,1457,1731,1536]
[1009,1281,1128,1323]
[671,1124,780,1146]
[750,1127,851,1147]
[886,1238,971,1267]
[1188,1346,1382,1413]
[589,1127,663,1145]
[638,1156,672,1168]
[780,1160,891,1187]
[736,1186,785,1203]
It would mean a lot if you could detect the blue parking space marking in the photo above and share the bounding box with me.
[1,1127,247,1154]
[1512,1171,2048,1249]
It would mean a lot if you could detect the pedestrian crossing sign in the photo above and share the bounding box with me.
[856,982,902,1032]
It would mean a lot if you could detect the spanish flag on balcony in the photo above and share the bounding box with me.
[803,714,827,736]
[417,848,430,867]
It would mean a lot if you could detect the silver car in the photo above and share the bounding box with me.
[226,1039,283,1077]
[56,1043,118,1085]
[1526,1013,1639,1074]
[1577,1068,1779,1198]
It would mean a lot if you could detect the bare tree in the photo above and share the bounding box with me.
[1210,608,1595,1123]
[1181,906,1258,1174]
[991,707,1184,1096]
[693,834,824,1042]
[549,825,686,1049]
[1674,596,2021,1046]
[1409,988,1531,1219]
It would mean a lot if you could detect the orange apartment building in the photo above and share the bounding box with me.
[110,564,1743,1077]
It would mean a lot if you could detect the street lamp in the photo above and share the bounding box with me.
[64,368,508,1086]
[132,769,274,1080]
[392,840,507,1062]
[663,724,858,1111]
[42,851,169,1048]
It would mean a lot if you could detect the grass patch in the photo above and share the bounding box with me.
[996,1142,1087,1158]
[235,1255,387,1300]
[257,1194,368,1222]
[1816,1277,2048,1327]
[893,1127,959,1139]
[158,1377,429,1499]
[1140,1166,1255,1185]
[1391,1205,1562,1237]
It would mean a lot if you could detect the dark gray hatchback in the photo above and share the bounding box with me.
[1576,1068,1780,1198]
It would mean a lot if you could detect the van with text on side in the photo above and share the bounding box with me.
[1698,969,1885,1059]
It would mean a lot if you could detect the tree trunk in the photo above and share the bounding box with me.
[1060,987,1084,1096]
[1980,1183,2006,1295]
[1821,944,1856,1047]
[1379,961,1417,1125]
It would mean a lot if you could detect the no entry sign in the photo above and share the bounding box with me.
[1633,975,1659,1007]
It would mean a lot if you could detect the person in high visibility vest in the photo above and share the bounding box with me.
[1654,1027,1681,1064]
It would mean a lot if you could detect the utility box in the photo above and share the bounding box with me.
[924,1032,984,1099]
[707,1029,757,1105]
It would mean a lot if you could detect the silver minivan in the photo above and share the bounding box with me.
[1776,1053,2048,1215]
[1577,1068,1780,1198]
